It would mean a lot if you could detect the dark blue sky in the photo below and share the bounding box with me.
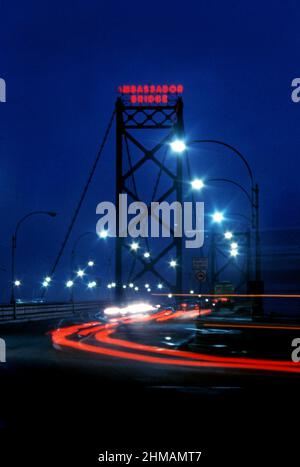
[0,0,299,301]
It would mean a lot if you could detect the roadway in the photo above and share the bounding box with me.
[1,307,300,465]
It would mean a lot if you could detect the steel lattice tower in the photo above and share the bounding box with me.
[115,96,185,300]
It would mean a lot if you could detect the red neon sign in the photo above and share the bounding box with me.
[118,84,183,105]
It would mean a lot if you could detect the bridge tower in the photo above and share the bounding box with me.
[114,85,185,300]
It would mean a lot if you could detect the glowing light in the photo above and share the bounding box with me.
[170,139,186,153]
[14,280,21,287]
[147,288,151,292]
[104,302,157,316]
[190,290,194,294]
[123,285,127,289]
[157,283,163,289]
[87,281,97,288]
[87,260,94,267]
[230,249,239,257]
[66,280,74,288]
[134,286,139,291]
[107,284,112,289]
[99,230,108,239]
[169,260,177,268]
[224,231,233,240]
[118,84,183,106]
[129,283,134,288]
[111,282,116,288]
[144,283,150,288]
[77,269,85,278]
[168,294,173,298]
[143,251,150,258]
[212,211,224,223]
[45,276,51,283]
[191,179,204,190]
[231,242,238,250]
[130,242,139,251]
[42,280,49,287]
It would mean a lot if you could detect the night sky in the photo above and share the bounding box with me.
[0,0,299,302]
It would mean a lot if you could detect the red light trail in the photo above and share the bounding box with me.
[51,309,300,375]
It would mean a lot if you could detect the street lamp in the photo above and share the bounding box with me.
[212,211,224,223]
[189,139,260,285]
[191,179,204,190]
[224,231,233,240]
[170,139,186,153]
[10,210,57,308]
[99,230,108,238]
[230,249,239,257]
[130,241,139,251]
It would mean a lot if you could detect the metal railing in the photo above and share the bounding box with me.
[0,300,109,323]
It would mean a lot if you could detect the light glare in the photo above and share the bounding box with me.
[170,139,186,153]
[191,179,204,190]
[212,211,224,223]
[224,231,233,240]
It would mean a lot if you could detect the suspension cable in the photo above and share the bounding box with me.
[43,110,115,293]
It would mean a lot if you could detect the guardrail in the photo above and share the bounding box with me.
[0,300,109,323]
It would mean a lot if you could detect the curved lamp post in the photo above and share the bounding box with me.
[171,138,261,285]
[10,211,57,314]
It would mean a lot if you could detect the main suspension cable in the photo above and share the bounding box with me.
[43,110,115,295]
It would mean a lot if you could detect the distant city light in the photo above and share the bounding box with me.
[129,283,134,288]
[169,260,177,268]
[144,283,150,288]
[168,294,173,298]
[143,251,150,258]
[190,290,194,294]
[212,211,224,223]
[66,280,74,288]
[170,139,186,153]
[147,288,151,292]
[134,286,139,291]
[230,242,238,250]
[45,276,51,283]
[77,269,85,278]
[87,281,97,288]
[157,283,163,289]
[111,282,116,288]
[130,242,139,251]
[224,231,233,240]
[123,284,127,289]
[42,280,49,287]
[107,284,112,289]
[87,260,94,267]
[191,179,204,190]
[14,280,21,287]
